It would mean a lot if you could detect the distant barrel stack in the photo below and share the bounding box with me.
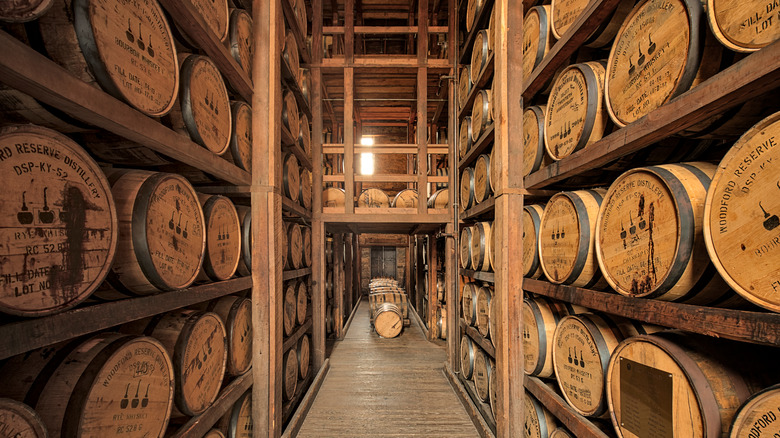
[368,278,409,338]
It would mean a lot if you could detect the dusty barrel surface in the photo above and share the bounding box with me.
[301,226,312,267]
[180,0,229,43]
[357,188,390,208]
[175,54,232,155]
[551,0,632,45]
[198,194,241,281]
[488,218,496,271]
[124,310,227,417]
[461,335,476,379]
[392,189,418,208]
[210,296,252,377]
[465,0,482,32]
[524,392,558,438]
[553,312,661,418]
[323,187,346,207]
[473,153,492,203]
[37,0,179,117]
[0,398,47,438]
[473,349,493,402]
[460,226,473,269]
[0,125,117,316]
[704,112,780,312]
[229,8,253,76]
[545,61,608,161]
[373,302,403,338]
[228,101,253,172]
[300,69,312,106]
[606,0,723,127]
[489,362,497,417]
[607,332,778,438]
[523,296,585,378]
[283,152,301,203]
[107,170,205,294]
[597,162,741,305]
[523,106,549,177]
[539,189,607,288]
[523,204,545,279]
[523,6,553,83]
[30,333,174,437]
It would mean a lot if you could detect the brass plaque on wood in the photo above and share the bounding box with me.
[619,357,673,438]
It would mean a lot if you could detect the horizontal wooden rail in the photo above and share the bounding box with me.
[524,376,609,438]
[323,26,449,34]
[171,373,252,438]
[319,57,451,69]
[459,269,495,283]
[461,320,496,358]
[460,197,495,221]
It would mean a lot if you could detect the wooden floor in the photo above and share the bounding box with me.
[297,299,479,437]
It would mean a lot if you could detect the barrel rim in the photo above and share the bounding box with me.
[524,106,547,176]
[229,101,252,171]
[539,192,587,284]
[460,226,473,269]
[471,90,492,142]
[0,397,48,437]
[460,335,475,378]
[544,63,601,160]
[72,0,179,117]
[526,392,554,437]
[728,383,780,437]
[524,204,544,277]
[460,167,476,210]
[471,222,488,271]
[229,8,253,71]
[240,207,252,272]
[526,6,551,76]
[283,348,298,400]
[0,0,54,23]
[202,195,241,281]
[180,55,232,155]
[470,30,489,84]
[523,296,550,376]
[297,334,311,379]
[228,389,252,435]
[474,153,492,202]
[224,296,252,375]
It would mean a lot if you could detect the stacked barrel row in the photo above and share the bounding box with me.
[0,293,252,437]
[460,278,497,420]
[368,278,408,339]
[521,0,779,179]
[324,235,337,337]
[460,221,496,273]
[281,275,312,404]
[521,292,780,437]
[522,111,780,314]
[321,186,451,209]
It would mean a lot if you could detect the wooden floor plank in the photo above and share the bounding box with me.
[297,299,479,437]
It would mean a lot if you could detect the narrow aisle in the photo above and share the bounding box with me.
[297,299,479,437]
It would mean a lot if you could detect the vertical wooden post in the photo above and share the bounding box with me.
[427,236,437,340]
[494,0,525,435]
[251,0,282,435]
[405,237,412,296]
[344,0,355,213]
[416,0,429,214]
[416,237,424,318]
[353,234,360,302]
[311,0,326,371]
[334,233,345,339]
[447,0,459,371]
[345,233,354,317]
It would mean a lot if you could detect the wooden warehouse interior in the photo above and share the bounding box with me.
[0,0,780,436]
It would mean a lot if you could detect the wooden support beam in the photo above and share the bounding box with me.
[334,234,345,339]
[345,233,354,324]
[323,25,449,34]
[427,236,437,340]
[311,0,326,371]
[416,0,429,214]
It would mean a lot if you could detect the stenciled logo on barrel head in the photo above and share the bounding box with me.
[524,394,543,438]
[522,303,541,373]
[185,57,231,155]
[540,196,580,282]
[230,10,253,75]
[523,8,543,82]
[0,127,116,316]
[205,197,240,280]
[181,314,226,413]
[545,67,589,159]
[709,0,780,51]
[523,207,540,276]
[185,0,229,42]
[231,103,252,172]
[554,317,602,414]
[523,108,542,176]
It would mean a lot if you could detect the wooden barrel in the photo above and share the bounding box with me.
[523,105,549,177]
[296,279,308,325]
[707,0,780,52]
[125,310,226,417]
[300,69,312,105]
[523,6,554,84]
[236,206,252,276]
[539,190,607,288]
[25,333,174,437]
[283,89,300,137]
[229,8,253,76]
[596,162,742,305]
[460,226,473,269]
[460,117,474,159]
[373,302,403,338]
[176,54,232,155]
[473,153,492,203]
[462,282,478,326]
[323,187,346,207]
[473,349,493,402]
[488,289,497,340]
[544,61,608,161]
[283,282,297,336]
[550,0,632,46]
[36,0,179,117]
[104,170,205,295]
[0,82,95,134]
[0,0,53,22]
[282,222,289,270]
[525,393,558,438]
[489,146,498,194]
[0,398,47,437]
[471,90,493,141]
[206,429,226,438]
[523,204,545,278]
[461,335,476,378]
[357,188,390,208]
[293,0,308,38]
[428,189,450,208]
[553,312,661,418]
[300,168,312,210]
[607,332,778,438]
[297,334,311,380]
[299,112,312,158]
[488,217,497,271]
[210,296,252,377]
[302,226,312,267]
[550,429,573,438]
[325,304,333,334]
[605,0,724,127]
[460,167,476,211]
[283,30,300,83]
[283,348,298,401]
[437,306,448,340]
[730,384,780,437]
[392,189,418,208]
[704,112,780,312]
[523,296,585,378]
[218,389,252,438]
[198,194,241,281]
[471,30,490,84]
[0,125,117,316]
[471,221,492,272]
[228,101,253,172]
[475,285,492,338]
[465,0,482,32]
[283,152,301,202]
[458,65,473,111]
[489,363,498,418]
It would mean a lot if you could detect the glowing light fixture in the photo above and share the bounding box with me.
[360,137,374,175]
